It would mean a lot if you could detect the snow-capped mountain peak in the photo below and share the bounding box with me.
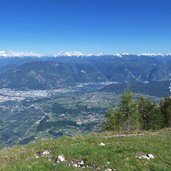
[113,53,131,57]
[55,51,84,57]
[137,53,167,57]
[0,50,43,57]
[96,53,104,57]
[0,50,170,58]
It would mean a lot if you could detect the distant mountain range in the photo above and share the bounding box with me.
[0,50,171,58]
[0,54,171,91]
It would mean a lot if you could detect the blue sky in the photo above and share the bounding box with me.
[0,0,171,54]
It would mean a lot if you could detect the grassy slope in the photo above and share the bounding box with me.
[0,129,170,171]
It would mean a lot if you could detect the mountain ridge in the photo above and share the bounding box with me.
[0,55,171,90]
[1,50,171,58]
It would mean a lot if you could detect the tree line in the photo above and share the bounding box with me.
[103,90,171,131]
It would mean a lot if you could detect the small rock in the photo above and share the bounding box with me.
[72,159,85,168]
[35,151,42,158]
[99,142,105,146]
[147,154,154,159]
[35,150,50,158]
[142,156,150,160]
[42,150,50,155]
[78,160,84,167]
[136,152,154,160]
[55,155,65,163]
[105,168,112,171]
[73,163,78,167]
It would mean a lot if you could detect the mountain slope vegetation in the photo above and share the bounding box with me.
[0,129,170,171]
[0,55,171,90]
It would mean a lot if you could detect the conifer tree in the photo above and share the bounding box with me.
[160,96,171,127]
[103,90,140,131]
[138,97,164,130]
[119,90,140,131]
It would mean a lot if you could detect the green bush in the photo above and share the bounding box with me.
[103,90,167,131]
